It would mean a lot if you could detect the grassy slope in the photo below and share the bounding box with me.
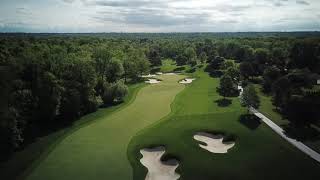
[255,84,320,153]
[160,59,191,73]
[128,68,320,180]
[0,83,143,180]
[24,74,185,180]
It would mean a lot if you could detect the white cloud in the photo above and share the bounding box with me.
[0,0,319,32]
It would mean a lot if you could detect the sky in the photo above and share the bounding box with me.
[0,0,319,32]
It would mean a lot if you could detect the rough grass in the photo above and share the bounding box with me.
[128,68,320,180]
[255,84,320,153]
[24,74,186,180]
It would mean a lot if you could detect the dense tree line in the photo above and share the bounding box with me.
[0,37,151,160]
[1,34,319,160]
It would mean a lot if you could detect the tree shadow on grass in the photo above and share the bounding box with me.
[283,124,320,141]
[173,66,185,72]
[214,98,232,107]
[239,114,261,130]
[150,67,161,74]
[186,67,196,73]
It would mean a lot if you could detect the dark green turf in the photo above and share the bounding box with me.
[128,68,320,180]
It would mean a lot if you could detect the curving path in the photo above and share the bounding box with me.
[26,74,185,180]
[250,107,320,163]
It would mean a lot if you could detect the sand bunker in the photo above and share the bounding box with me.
[179,78,196,84]
[145,79,161,84]
[156,72,163,75]
[141,74,157,78]
[163,73,176,75]
[193,132,235,154]
[140,147,180,180]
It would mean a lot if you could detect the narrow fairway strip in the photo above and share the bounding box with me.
[26,74,185,180]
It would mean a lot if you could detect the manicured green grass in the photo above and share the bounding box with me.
[0,83,143,180]
[128,68,320,180]
[160,58,191,73]
[24,74,186,180]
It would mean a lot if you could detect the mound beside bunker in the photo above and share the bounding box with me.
[140,147,180,180]
[193,132,235,153]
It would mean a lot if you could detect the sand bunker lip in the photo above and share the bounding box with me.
[141,74,157,78]
[140,147,180,180]
[145,79,161,84]
[179,78,196,84]
[193,132,235,154]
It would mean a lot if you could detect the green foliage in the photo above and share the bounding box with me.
[225,66,240,83]
[262,66,281,92]
[102,80,128,104]
[218,74,237,98]
[241,84,260,109]
[239,62,254,79]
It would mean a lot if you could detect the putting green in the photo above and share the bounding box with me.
[25,74,185,180]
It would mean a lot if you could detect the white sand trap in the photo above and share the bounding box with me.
[145,79,161,84]
[156,72,163,75]
[193,132,235,154]
[179,78,196,84]
[163,73,176,75]
[140,147,180,180]
[141,74,157,78]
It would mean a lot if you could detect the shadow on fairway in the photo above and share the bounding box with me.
[215,98,232,107]
[239,114,261,130]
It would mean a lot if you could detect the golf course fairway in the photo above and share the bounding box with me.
[25,74,185,180]
[128,68,320,180]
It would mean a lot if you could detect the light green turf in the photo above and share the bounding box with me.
[160,58,191,73]
[25,74,185,180]
[128,67,320,180]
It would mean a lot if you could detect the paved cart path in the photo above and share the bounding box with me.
[250,107,320,163]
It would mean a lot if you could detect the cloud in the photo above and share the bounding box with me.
[2,0,320,32]
[296,0,310,5]
[93,8,210,27]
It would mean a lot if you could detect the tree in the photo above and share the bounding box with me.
[254,48,270,65]
[262,66,281,92]
[199,52,207,63]
[239,62,254,79]
[218,74,237,98]
[184,47,197,66]
[112,80,128,102]
[93,47,112,80]
[105,58,124,83]
[102,80,128,104]
[241,84,260,109]
[225,66,240,83]
[147,46,162,66]
[289,40,320,73]
[124,48,150,82]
